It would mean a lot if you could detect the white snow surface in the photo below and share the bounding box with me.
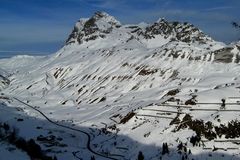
[0,12,240,160]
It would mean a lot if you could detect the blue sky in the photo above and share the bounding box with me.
[0,0,240,57]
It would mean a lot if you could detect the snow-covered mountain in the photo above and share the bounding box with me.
[1,12,240,160]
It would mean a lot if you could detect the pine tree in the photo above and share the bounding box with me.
[91,156,95,160]
[177,142,183,151]
[165,143,169,154]
[162,143,166,155]
[183,146,187,153]
[138,151,144,160]
[188,149,191,155]
[162,143,169,155]
[221,99,226,109]
[182,155,185,160]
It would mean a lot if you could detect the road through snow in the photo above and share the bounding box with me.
[12,97,119,160]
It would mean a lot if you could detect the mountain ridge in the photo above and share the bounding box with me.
[66,11,224,49]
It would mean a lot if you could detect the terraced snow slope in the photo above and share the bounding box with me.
[0,12,240,160]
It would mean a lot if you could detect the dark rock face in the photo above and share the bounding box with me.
[173,114,240,141]
[143,19,174,39]
[141,19,210,44]
[0,74,10,91]
[213,47,236,63]
[175,23,204,43]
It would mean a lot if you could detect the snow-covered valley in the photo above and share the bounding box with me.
[1,12,240,160]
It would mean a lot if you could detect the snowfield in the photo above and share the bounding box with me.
[0,12,240,160]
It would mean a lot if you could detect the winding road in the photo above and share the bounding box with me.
[12,97,119,160]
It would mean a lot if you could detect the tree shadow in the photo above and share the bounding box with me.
[0,102,239,160]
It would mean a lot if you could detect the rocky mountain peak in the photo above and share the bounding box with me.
[92,11,121,26]
[139,18,212,44]
[66,11,121,45]
[143,18,174,39]
[66,12,220,50]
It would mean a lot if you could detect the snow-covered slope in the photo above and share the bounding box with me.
[1,12,240,160]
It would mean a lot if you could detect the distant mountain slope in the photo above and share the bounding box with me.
[0,12,240,160]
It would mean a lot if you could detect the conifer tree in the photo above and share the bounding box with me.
[138,151,144,160]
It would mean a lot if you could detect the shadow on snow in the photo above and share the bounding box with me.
[0,102,239,160]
